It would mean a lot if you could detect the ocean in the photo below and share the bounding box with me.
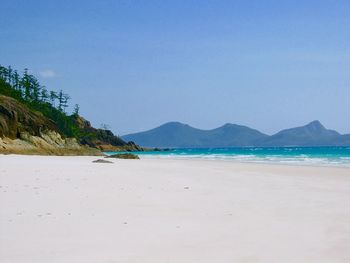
[106,146,350,167]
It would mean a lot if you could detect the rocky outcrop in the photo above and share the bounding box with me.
[0,131,100,155]
[0,95,58,139]
[105,153,140,159]
[0,95,101,155]
[0,95,144,155]
[73,115,143,151]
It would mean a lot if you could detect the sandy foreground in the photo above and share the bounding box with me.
[0,155,350,263]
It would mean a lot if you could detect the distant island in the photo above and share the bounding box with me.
[0,65,141,155]
[122,121,350,148]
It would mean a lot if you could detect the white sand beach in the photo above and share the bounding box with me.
[1,155,350,263]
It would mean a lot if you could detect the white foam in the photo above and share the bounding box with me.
[140,153,350,167]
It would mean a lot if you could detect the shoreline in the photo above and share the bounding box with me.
[105,146,350,168]
[137,154,350,169]
[2,152,350,169]
[3,152,350,169]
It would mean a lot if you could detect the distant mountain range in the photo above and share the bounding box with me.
[122,120,350,148]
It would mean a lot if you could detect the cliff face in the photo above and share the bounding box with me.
[0,95,58,139]
[0,131,101,155]
[0,95,101,155]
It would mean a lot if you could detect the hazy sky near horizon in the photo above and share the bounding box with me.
[1,0,349,135]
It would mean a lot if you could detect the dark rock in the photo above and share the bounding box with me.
[153,147,171,152]
[92,159,113,163]
[72,115,143,151]
[106,153,140,159]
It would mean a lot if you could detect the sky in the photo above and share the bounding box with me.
[1,0,349,135]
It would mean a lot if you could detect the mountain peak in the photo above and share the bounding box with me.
[221,123,235,128]
[305,120,326,131]
[161,121,187,127]
[307,120,323,127]
[155,121,193,131]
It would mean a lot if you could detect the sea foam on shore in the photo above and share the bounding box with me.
[107,146,350,167]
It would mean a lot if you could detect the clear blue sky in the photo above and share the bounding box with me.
[1,0,349,135]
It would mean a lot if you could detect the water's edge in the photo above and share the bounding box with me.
[106,147,350,168]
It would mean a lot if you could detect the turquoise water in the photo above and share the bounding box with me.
[106,147,350,167]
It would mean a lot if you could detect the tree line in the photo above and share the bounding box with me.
[0,65,78,114]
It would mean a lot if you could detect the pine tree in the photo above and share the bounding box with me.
[13,70,20,92]
[50,91,58,106]
[62,93,70,112]
[31,77,41,102]
[40,86,49,102]
[21,68,32,100]
[0,66,8,81]
[57,90,70,112]
[7,66,13,85]
[0,64,84,140]
[73,104,80,116]
[100,123,110,130]
[57,90,64,111]
[1,64,76,120]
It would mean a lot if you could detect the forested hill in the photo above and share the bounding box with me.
[0,65,141,155]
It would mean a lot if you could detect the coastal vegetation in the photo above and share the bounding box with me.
[0,65,80,138]
[0,64,141,154]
